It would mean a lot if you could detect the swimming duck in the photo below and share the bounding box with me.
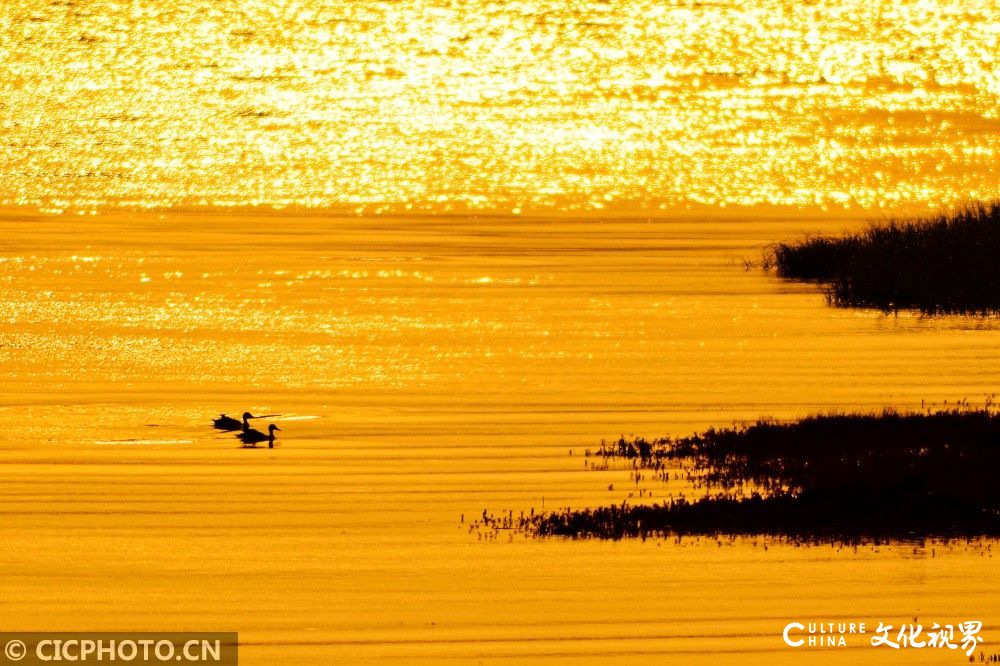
[238,423,281,448]
[213,411,255,431]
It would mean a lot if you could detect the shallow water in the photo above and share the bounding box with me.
[1,209,998,663]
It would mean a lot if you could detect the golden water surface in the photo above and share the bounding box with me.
[1,0,1000,663]
[1,211,999,663]
[1,0,997,212]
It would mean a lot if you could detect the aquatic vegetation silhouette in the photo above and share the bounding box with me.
[599,408,1000,495]
[526,489,1000,541]
[768,201,1000,315]
[513,408,1000,540]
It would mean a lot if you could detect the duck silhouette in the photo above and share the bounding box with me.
[238,423,281,448]
[213,412,254,432]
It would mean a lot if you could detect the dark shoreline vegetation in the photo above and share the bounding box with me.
[767,201,1000,315]
[477,408,1000,542]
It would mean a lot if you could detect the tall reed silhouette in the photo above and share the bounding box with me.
[767,201,1000,314]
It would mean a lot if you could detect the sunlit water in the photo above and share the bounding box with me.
[1,0,998,213]
[1,211,998,663]
[1,0,999,661]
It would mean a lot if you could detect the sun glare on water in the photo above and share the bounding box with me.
[0,0,996,213]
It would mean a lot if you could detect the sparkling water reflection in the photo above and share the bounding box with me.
[1,1,997,212]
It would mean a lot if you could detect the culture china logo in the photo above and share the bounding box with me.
[783,620,985,656]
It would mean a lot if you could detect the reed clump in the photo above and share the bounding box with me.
[519,408,1000,541]
[768,201,1000,315]
[528,489,1000,541]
